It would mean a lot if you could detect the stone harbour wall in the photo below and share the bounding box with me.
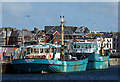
[109,58,120,66]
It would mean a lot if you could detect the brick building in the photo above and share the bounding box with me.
[45,26,77,45]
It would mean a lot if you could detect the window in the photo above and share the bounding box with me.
[56,35,58,38]
[85,45,88,49]
[13,38,15,41]
[110,44,111,48]
[114,38,116,42]
[40,49,43,53]
[114,43,116,49]
[89,45,91,48]
[77,45,80,48]
[1,38,3,41]
[45,49,49,53]
[49,35,51,40]
[51,30,53,32]
[107,43,109,48]
[82,45,84,48]
[40,32,42,35]
[34,49,36,53]
[74,45,76,48]
[109,39,111,42]
[117,43,119,48]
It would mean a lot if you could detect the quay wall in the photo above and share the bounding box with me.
[109,58,120,66]
[2,62,13,74]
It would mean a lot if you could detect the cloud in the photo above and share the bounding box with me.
[2,2,32,16]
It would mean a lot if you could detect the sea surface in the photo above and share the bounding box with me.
[1,66,120,81]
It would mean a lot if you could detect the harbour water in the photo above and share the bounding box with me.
[1,66,120,81]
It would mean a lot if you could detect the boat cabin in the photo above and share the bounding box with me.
[19,44,61,59]
[72,41,97,53]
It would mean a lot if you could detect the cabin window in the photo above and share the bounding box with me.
[34,49,36,53]
[110,44,111,48]
[56,35,58,38]
[89,45,91,48]
[107,43,109,48]
[74,45,76,48]
[40,49,43,53]
[85,45,88,49]
[36,48,39,53]
[31,49,33,53]
[82,45,84,48]
[52,48,54,52]
[45,49,49,53]
[27,48,30,54]
[58,48,60,52]
[77,45,80,48]
[79,45,81,48]
[117,43,119,48]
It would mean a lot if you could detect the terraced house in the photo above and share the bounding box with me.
[45,26,77,45]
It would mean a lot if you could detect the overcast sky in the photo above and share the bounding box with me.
[1,2,118,32]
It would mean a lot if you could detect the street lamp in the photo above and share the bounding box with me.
[23,15,30,47]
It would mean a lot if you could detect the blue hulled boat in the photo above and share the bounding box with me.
[11,15,88,73]
[12,56,88,72]
[11,44,88,73]
[71,34,110,70]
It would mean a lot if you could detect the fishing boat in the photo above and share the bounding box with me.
[11,16,88,73]
[70,33,110,70]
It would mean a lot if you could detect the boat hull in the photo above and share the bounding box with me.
[75,53,110,69]
[11,58,88,73]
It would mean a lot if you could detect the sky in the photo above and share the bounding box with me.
[1,2,118,32]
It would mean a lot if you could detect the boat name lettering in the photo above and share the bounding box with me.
[57,61,62,64]
[25,59,34,62]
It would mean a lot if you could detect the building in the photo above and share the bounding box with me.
[23,31,36,46]
[112,32,120,52]
[9,31,23,46]
[92,32,113,52]
[45,26,77,45]
[0,31,12,45]
[73,26,90,42]
[0,27,19,46]
[0,27,37,46]
[36,30,45,43]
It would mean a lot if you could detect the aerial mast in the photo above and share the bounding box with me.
[60,15,64,60]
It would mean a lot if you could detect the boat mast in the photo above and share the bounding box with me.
[60,15,64,60]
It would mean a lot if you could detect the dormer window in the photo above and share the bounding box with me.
[51,30,53,32]
[56,35,58,38]
[17,33,19,36]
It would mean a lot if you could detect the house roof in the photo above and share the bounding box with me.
[10,31,23,37]
[74,26,90,34]
[112,32,120,38]
[36,30,44,36]
[90,32,112,38]
[23,31,35,36]
[0,31,12,37]
[45,26,77,35]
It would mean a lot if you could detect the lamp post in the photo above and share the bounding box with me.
[22,15,30,47]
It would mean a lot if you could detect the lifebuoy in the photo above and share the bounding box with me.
[41,55,46,59]
[26,56,30,59]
